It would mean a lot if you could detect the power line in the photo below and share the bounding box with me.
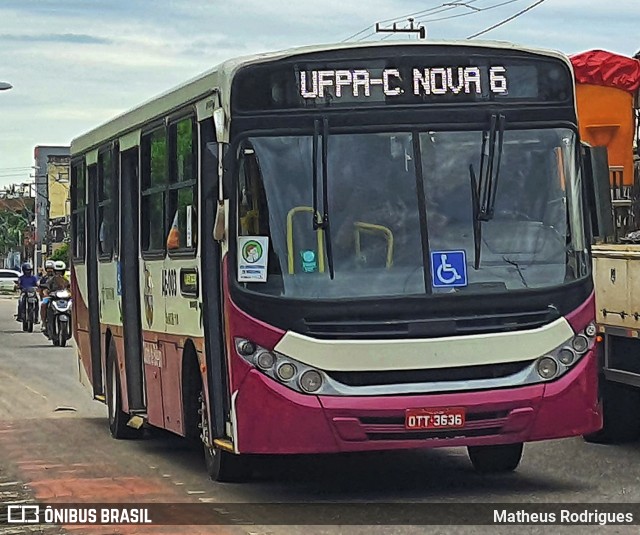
[467,0,547,38]
[377,0,482,24]
[374,0,523,42]
[343,0,482,42]
[415,0,523,25]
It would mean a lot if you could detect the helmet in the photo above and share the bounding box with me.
[45,260,54,270]
[21,262,32,273]
[53,261,66,272]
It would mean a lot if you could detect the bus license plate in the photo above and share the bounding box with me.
[405,408,466,430]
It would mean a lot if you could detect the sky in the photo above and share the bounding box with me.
[0,0,638,187]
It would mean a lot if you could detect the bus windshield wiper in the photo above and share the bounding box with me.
[478,113,506,221]
[470,113,506,269]
[312,118,335,279]
[469,163,482,270]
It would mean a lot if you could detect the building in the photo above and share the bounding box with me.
[33,145,70,268]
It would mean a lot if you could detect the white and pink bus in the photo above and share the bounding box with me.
[71,40,604,481]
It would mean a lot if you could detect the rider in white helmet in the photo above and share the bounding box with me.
[39,260,56,325]
[49,261,70,292]
[40,261,70,331]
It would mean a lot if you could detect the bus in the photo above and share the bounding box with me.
[70,40,606,482]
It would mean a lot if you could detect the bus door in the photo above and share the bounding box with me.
[120,147,145,412]
[199,118,228,440]
[86,163,103,396]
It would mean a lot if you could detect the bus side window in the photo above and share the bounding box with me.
[167,116,197,251]
[237,147,281,278]
[238,150,268,236]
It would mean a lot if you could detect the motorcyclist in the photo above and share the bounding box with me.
[39,260,55,327]
[49,261,70,292]
[43,261,70,335]
[15,262,39,322]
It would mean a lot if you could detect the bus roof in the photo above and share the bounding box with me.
[70,39,572,156]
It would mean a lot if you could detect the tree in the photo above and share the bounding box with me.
[50,242,69,266]
[0,210,28,256]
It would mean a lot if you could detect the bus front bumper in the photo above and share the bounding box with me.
[233,348,602,454]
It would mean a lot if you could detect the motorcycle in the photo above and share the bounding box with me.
[17,287,39,333]
[45,289,73,347]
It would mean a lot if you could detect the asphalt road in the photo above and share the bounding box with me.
[0,298,639,534]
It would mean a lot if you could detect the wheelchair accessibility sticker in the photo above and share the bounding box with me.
[431,250,467,288]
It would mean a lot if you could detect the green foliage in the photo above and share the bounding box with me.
[50,242,70,265]
[0,210,28,255]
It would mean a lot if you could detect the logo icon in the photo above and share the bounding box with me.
[241,240,263,264]
[7,505,40,523]
[431,250,467,288]
[143,264,154,328]
[301,250,318,273]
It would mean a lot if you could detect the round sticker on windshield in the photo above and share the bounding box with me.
[241,240,263,264]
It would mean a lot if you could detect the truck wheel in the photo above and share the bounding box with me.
[468,443,523,473]
[106,343,141,439]
[584,380,640,444]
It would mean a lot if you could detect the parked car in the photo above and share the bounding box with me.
[0,269,21,292]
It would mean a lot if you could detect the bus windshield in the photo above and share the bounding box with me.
[236,128,587,299]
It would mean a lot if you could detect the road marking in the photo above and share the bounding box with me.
[0,369,47,401]
[187,490,206,494]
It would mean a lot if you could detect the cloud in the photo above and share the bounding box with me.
[0,33,111,45]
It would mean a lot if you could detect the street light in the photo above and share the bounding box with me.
[0,82,12,91]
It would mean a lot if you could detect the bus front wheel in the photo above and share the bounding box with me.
[199,392,250,483]
[467,443,523,473]
[204,443,250,483]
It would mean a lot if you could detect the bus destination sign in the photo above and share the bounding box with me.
[232,49,572,111]
[300,66,508,99]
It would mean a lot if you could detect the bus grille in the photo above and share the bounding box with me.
[326,362,531,387]
[304,308,558,339]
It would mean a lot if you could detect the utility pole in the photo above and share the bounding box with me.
[375,18,426,39]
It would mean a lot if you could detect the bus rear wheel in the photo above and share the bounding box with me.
[584,379,640,444]
[106,343,141,440]
[467,443,523,473]
[199,392,250,483]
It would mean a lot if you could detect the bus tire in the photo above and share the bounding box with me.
[106,343,141,440]
[583,380,640,444]
[467,443,523,473]
[198,391,250,483]
[204,444,251,483]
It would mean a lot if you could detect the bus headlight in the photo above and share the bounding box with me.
[235,338,328,395]
[571,335,589,354]
[557,348,575,366]
[277,362,296,381]
[255,350,276,370]
[585,323,597,337]
[537,357,558,379]
[299,370,323,393]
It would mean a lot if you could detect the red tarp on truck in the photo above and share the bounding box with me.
[570,50,640,92]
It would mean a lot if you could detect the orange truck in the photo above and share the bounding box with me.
[571,50,640,442]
